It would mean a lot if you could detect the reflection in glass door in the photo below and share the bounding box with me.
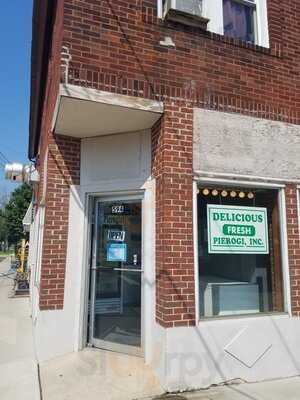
[89,199,142,355]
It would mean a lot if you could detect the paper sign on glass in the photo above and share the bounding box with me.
[207,204,269,254]
[107,243,127,262]
[107,230,125,241]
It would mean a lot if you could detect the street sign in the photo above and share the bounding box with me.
[207,204,269,254]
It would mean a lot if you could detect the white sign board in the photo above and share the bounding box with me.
[207,204,269,254]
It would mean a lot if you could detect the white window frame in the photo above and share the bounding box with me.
[223,0,258,43]
[194,179,291,322]
[157,0,269,48]
[221,0,269,47]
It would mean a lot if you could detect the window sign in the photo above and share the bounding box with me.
[107,243,127,262]
[107,230,125,242]
[207,204,269,254]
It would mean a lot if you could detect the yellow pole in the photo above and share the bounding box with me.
[18,239,26,274]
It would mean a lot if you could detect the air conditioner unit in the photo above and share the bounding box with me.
[5,163,39,184]
[163,0,209,29]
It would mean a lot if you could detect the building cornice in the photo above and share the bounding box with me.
[28,0,57,160]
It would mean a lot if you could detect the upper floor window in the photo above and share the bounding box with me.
[162,0,203,15]
[223,0,256,43]
[158,0,269,48]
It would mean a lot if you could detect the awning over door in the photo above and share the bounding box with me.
[52,84,164,138]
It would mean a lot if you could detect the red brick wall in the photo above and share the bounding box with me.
[37,1,65,203]
[59,0,300,321]
[39,134,80,310]
[36,0,300,317]
[285,185,300,316]
[62,0,300,123]
[34,2,82,310]
[152,101,195,327]
[60,0,300,322]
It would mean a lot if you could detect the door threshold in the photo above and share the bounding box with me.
[87,343,143,358]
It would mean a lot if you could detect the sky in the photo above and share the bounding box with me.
[0,1,33,197]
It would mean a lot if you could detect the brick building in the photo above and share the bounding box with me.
[27,0,300,391]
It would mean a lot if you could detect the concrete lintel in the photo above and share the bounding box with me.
[52,84,164,139]
[60,83,164,114]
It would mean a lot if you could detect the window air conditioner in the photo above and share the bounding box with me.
[163,0,209,29]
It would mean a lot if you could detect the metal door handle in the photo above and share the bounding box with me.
[114,268,143,273]
[92,266,116,270]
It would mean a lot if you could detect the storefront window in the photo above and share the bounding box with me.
[198,187,284,318]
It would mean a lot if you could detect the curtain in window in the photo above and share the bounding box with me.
[223,0,255,43]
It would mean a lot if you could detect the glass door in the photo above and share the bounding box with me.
[89,198,142,355]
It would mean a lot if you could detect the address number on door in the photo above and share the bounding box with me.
[111,205,125,214]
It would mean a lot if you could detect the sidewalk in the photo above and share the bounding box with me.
[1,253,299,400]
[39,348,164,400]
[159,377,300,400]
[38,348,300,400]
[0,257,40,400]
[157,376,300,400]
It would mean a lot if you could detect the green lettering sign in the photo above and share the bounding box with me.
[223,224,256,237]
[207,204,269,255]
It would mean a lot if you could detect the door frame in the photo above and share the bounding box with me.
[86,192,145,357]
